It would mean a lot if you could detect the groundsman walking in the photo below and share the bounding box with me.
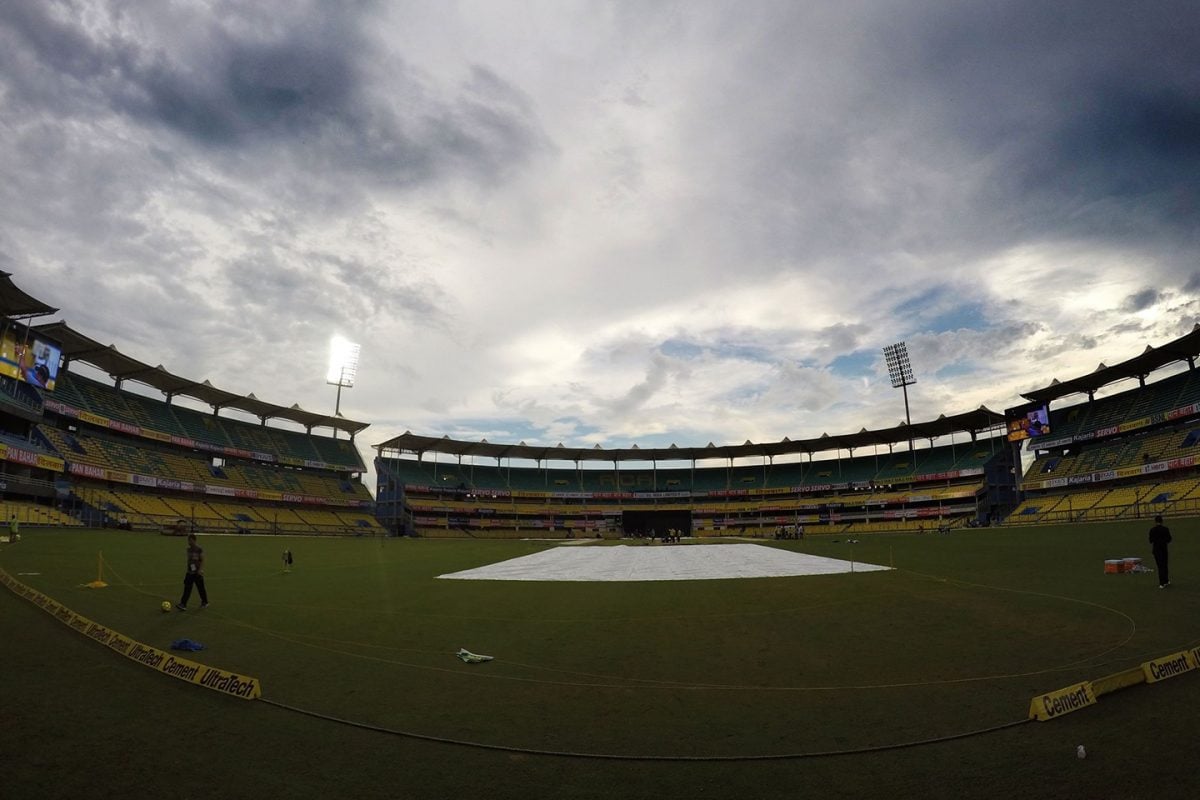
[177,533,209,609]
[1148,515,1172,589]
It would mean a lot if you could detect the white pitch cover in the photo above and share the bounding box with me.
[438,543,889,582]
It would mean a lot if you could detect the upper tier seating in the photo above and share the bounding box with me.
[54,372,363,469]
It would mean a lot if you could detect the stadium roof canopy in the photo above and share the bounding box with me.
[1021,323,1200,405]
[0,272,58,317]
[375,406,1005,463]
[34,321,369,436]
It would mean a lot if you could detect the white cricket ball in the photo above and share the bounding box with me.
[1076,745,1086,759]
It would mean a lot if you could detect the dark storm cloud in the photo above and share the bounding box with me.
[673,0,1200,279]
[0,1,117,96]
[602,354,674,417]
[220,249,449,331]
[132,37,358,146]
[899,0,1200,240]
[1105,319,1152,338]
[1123,288,1161,312]
[1052,88,1200,186]
[0,0,551,188]
[814,322,872,356]
[0,0,522,409]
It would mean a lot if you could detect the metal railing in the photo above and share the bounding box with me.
[1005,496,1200,525]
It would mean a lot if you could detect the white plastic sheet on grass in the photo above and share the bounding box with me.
[437,543,889,582]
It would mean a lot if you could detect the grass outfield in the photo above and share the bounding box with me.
[3,523,1199,799]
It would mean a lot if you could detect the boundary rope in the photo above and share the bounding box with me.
[256,696,1032,761]
[7,542,1199,762]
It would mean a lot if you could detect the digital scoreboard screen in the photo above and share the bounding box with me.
[1,329,62,391]
[1006,403,1051,442]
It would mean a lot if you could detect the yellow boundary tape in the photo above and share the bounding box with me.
[1029,647,1200,721]
[0,567,261,700]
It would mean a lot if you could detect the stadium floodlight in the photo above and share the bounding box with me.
[882,341,916,451]
[326,336,361,436]
[327,336,361,388]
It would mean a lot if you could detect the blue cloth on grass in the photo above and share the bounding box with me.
[171,638,205,651]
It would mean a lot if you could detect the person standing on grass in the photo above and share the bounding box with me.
[1148,515,1172,589]
[177,533,208,610]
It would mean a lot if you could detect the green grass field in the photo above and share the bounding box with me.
[4,523,1199,799]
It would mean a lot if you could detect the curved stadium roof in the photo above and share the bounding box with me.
[0,273,368,437]
[375,406,1006,464]
[0,271,58,317]
[34,321,369,437]
[1020,323,1200,404]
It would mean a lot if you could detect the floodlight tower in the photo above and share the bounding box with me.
[326,336,361,438]
[882,341,916,452]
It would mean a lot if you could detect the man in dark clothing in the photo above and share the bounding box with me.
[177,533,208,610]
[1148,515,1172,589]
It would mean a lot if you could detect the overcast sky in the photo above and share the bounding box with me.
[2,1,1198,486]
